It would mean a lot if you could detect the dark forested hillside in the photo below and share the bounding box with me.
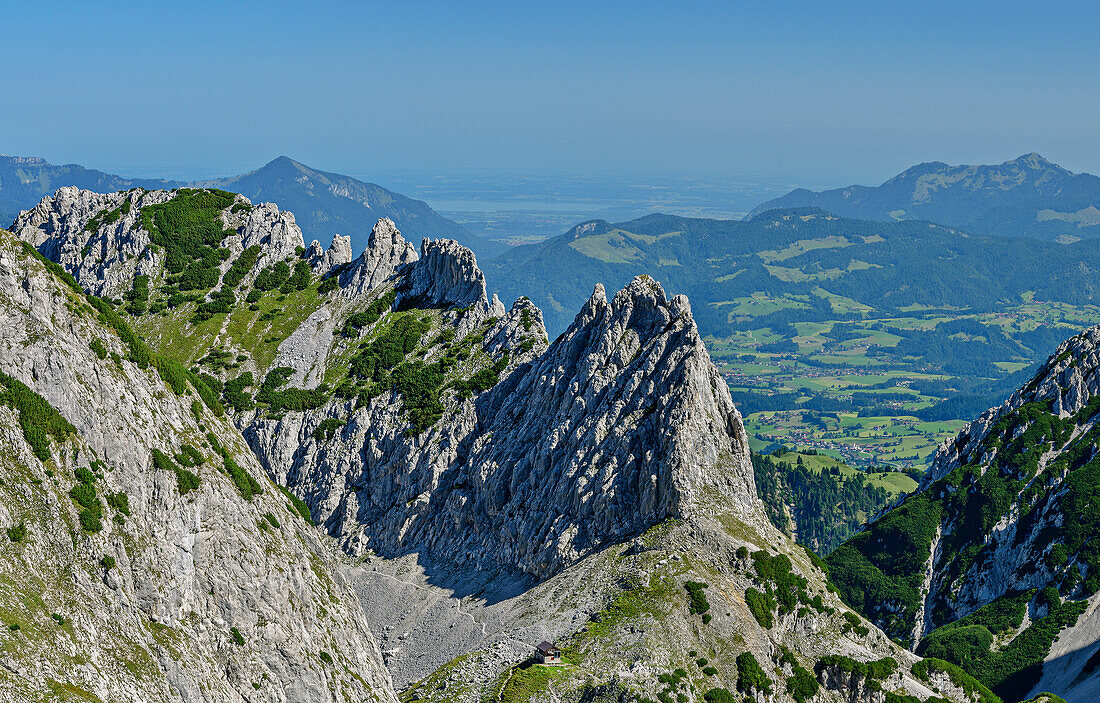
[752,450,912,555]
[484,209,1100,337]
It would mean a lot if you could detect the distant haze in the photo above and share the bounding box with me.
[1,1,1097,185]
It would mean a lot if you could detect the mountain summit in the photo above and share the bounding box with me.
[203,156,499,258]
[750,154,1100,241]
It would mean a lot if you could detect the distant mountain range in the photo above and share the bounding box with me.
[750,153,1100,241]
[0,154,500,258]
[0,156,179,225]
[484,208,1100,336]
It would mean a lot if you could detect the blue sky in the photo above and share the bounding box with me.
[1,0,1097,185]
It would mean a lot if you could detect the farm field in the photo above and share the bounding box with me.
[745,410,966,468]
[713,297,1100,468]
[758,448,919,497]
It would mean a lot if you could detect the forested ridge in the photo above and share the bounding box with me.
[752,450,909,554]
[484,209,1100,337]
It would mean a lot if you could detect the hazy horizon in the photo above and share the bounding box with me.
[1,145,1090,246]
[3,0,1098,187]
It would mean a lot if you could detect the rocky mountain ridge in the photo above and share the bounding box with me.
[750,153,1100,241]
[0,153,495,259]
[3,186,981,702]
[14,186,767,581]
[12,186,348,301]
[0,229,396,702]
[200,156,502,259]
[827,325,1100,701]
[250,266,767,581]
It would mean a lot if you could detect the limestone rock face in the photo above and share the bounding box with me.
[234,201,304,270]
[309,233,354,276]
[394,237,508,332]
[247,266,763,579]
[11,187,172,298]
[0,230,397,703]
[446,275,763,575]
[14,192,763,583]
[340,218,419,297]
[397,238,491,310]
[10,188,309,299]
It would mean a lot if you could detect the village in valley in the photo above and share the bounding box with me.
[701,297,1100,471]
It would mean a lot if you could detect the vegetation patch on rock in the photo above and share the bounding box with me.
[0,370,76,461]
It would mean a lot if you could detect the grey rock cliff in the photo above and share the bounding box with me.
[15,188,765,584]
[397,238,493,310]
[0,230,397,703]
[308,233,354,276]
[12,187,171,298]
[248,245,763,578]
[226,200,304,272]
[340,218,419,297]
[11,188,309,299]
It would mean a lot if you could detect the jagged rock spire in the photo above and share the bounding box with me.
[256,269,762,579]
[395,237,501,315]
[339,218,418,297]
[308,233,353,276]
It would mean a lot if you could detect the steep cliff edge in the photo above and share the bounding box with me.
[248,265,765,580]
[0,229,396,702]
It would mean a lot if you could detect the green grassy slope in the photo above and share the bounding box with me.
[58,189,518,440]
